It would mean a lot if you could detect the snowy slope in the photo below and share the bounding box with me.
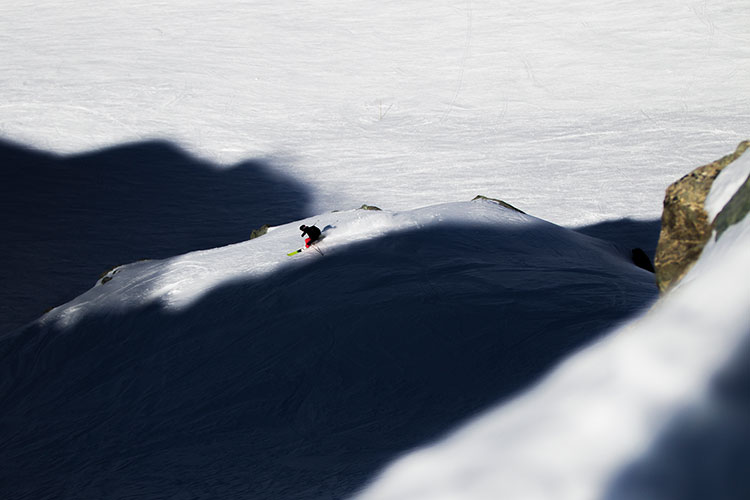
[40,199,645,328]
[355,167,750,500]
[1,0,747,225]
[1,0,749,498]
[3,0,748,332]
[0,200,656,500]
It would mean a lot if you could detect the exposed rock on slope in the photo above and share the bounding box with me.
[654,140,749,292]
[250,224,269,239]
[358,204,382,211]
[472,195,525,214]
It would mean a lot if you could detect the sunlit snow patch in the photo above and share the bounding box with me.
[43,200,532,328]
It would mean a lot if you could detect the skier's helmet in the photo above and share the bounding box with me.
[299,225,306,230]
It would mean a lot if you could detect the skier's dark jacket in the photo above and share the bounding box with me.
[300,224,321,243]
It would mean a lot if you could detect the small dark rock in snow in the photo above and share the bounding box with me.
[631,248,655,273]
[358,204,382,211]
[472,195,525,214]
[250,224,269,239]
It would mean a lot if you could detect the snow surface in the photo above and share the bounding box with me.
[3,0,748,332]
[355,155,750,500]
[1,200,658,499]
[1,0,750,498]
[1,0,748,225]
[47,202,541,327]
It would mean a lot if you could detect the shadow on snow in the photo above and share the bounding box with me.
[0,222,658,500]
[605,332,750,500]
[573,217,662,263]
[0,138,312,333]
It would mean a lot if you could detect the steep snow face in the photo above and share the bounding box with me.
[0,201,656,500]
[354,191,750,499]
[1,0,748,225]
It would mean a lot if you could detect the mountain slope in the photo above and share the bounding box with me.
[0,200,656,500]
[355,170,750,500]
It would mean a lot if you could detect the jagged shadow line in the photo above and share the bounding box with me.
[0,136,315,334]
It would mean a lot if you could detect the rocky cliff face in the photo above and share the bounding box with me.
[655,140,750,292]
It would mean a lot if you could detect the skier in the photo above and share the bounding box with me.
[300,224,321,248]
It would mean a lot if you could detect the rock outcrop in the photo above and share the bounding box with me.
[250,224,269,240]
[358,204,382,211]
[472,195,525,214]
[655,140,750,292]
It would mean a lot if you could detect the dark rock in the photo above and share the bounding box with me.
[472,195,525,214]
[98,266,120,285]
[631,248,655,273]
[250,224,269,239]
[358,204,382,211]
[654,140,749,292]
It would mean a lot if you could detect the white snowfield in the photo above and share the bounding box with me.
[1,0,748,226]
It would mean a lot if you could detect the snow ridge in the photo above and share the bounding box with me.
[1,200,656,500]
